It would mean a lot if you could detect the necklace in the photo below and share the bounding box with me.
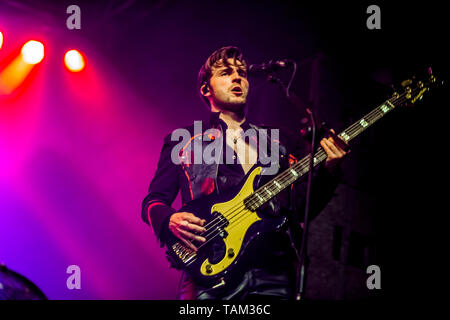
[227,128,242,143]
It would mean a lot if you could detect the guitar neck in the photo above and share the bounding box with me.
[244,98,398,211]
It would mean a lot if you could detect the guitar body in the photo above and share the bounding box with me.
[166,166,287,288]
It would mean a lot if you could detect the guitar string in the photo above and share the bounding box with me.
[191,95,417,259]
[199,104,415,249]
[217,94,410,234]
[208,150,327,237]
[216,105,383,234]
[190,91,417,251]
[198,96,397,236]
[187,86,430,264]
[211,82,429,232]
[199,129,331,234]
[216,89,413,217]
[195,103,393,247]
[196,150,331,248]
[195,94,409,249]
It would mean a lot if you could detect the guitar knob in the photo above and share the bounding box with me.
[228,248,235,258]
[205,264,213,274]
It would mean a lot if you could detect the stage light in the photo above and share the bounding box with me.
[21,40,45,64]
[0,40,44,95]
[0,31,3,49]
[64,49,85,72]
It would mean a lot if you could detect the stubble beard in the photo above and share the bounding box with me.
[213,91,247,114]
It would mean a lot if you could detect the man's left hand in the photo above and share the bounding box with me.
[320,129,348,170]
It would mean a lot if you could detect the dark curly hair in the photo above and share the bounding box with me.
[197,46,249,108]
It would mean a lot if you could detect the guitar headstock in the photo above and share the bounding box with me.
[390,68,443,107]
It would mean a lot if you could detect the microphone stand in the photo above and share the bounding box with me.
[266,67,319,301]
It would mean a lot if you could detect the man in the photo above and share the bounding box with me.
[142,46,347,300]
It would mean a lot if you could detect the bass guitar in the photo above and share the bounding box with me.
[166,71,441,288]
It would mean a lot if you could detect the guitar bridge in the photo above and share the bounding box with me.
[172,242,196,265]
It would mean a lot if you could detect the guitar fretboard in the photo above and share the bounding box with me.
[244,98,398,211]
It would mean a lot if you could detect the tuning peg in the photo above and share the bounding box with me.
[401,79,413,87]
[389,84,399,99]
[391,92,399,101]
[405,86,412,100]
[426,67,437,83]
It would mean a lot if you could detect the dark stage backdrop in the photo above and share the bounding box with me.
[0,0,446,300]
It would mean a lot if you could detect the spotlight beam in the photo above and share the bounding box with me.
[0,40,44,95]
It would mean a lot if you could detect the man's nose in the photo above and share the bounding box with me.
[231,72,242,83]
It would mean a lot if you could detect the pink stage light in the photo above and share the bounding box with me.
[0,31,3,50]
[64,49,85,72]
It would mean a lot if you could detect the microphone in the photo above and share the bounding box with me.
[248,59,291,74]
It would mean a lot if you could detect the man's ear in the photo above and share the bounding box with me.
[200,83,211,97]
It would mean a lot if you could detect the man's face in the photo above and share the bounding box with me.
[206,58,249,111]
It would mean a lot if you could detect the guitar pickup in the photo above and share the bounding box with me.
[212,211,229,228]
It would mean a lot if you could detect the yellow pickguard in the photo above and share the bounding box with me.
[200,166,262,277]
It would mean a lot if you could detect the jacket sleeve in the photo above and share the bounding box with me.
[141,134,180,247]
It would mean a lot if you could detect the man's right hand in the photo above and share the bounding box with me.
[169,212,206,251]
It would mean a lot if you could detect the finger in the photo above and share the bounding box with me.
[322,139,344,161]
[168,221,179,234]
[180,237,198,252]
[177,227,206,243]
[181,221,206,233]
[330,132,350,151]
[184,213,205,226]
[179,219,206,232]
[328,136,347,153]
[326,138,340,153]
[324,138,345,156]
[320,139,334,156]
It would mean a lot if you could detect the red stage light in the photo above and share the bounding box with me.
[21,40,45,64]
[0,31,3,49]
[64,49,85,72]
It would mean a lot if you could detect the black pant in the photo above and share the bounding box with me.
[177,267,296,300]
